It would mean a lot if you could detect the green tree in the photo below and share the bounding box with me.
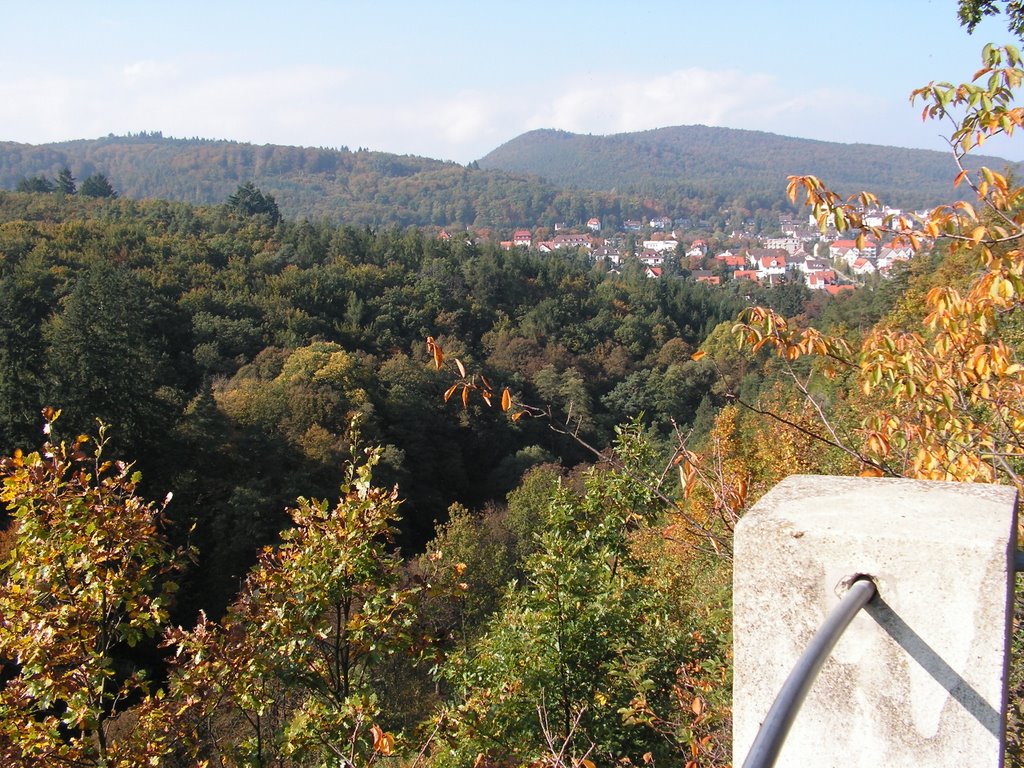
[15,175,55,193]
[56,167,77,195]
[166,428,416,766]
[44,261,182,464]
[437,424,705,767]
[227,182,281,225]
[0,416,185,766]
[80,173,117,198]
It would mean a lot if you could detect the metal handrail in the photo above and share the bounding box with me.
[741,577,877,768]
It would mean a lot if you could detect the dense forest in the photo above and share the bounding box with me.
[0,187,831,609]
[0,180,921,766]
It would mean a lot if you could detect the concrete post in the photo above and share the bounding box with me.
[733,475,1018,767]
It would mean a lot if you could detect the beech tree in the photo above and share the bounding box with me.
[0,413,185,766]
[165,424,417,766]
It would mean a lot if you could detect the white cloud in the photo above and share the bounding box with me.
[525,68,835,138]
[3,59,996,167]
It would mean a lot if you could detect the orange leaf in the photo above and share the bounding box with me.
[461,386,470,408]
[444,383,459,403]
[691,696,705,716]
[501,387,512,412]
[371,724,394,756]
[511,411,525,422]
[455,358,466,377]
[691,349,706,361]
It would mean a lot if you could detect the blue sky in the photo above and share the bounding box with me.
[2,1,1021,163]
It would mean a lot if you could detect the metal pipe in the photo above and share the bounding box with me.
[741,577,877,768]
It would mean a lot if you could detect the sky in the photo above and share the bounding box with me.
[3,1,1022,164]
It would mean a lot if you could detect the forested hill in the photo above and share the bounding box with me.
[478,125,1020,210]
[0,134,595,229]
[2,128,1012,230]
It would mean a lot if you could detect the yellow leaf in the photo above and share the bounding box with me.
[455,358,466,377]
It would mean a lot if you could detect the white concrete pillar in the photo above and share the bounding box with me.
[733,475,1018,767]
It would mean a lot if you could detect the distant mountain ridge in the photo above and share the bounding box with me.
[478,125,1018,210]
[0,127,1013,229]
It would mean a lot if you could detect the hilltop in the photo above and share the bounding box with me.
[478,125,1018,210]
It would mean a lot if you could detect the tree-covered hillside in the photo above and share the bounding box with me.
[0,187,806,614]
[5,126,1014,232]
[0,134,668,230]
[478,125,1021,210]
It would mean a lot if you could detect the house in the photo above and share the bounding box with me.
[623,219,643,231]
[644,266,663,278]
[692,270,720,285]
[513,229,532,248]
[687,239,709,259]
[734,269,760,282]
[746,248,788,268]
[757,253,787,282]
[650,216,672,230]
[642,239,679,253]
[586,217,601,232]
[806,270,836,290]
[763,236,803,255]
[851,257,876,276]
[716,253,747,269]
[638,249,664,266]
[801,258,830,274]
[828,239,858,263]
[825,284,856,296]
[592,246,623,266]
[877,242,914,268]
[550,233,593,250]
[829,239,878,265]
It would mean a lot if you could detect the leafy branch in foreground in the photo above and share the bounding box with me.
[742,44,1024,489]
[0,409,186,767]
